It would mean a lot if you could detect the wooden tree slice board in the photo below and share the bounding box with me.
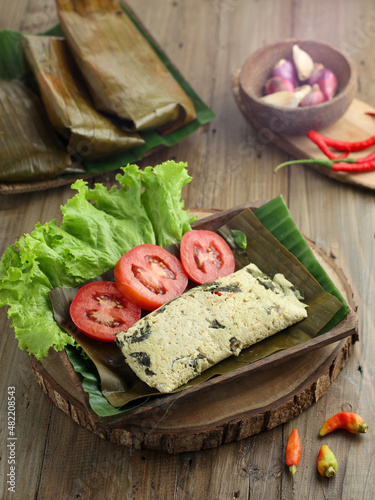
[29,205,358,454]
[233,68,375,191]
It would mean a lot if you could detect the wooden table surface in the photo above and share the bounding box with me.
[1,1,374,499]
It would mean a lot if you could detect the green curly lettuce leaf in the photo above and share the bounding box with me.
[0,161,195,359]
[139,161,193,246]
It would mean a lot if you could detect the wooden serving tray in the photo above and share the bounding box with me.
[29,205,358,454]
[233,69,375,191]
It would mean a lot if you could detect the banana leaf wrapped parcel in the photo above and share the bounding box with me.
[0,80,72,182]
[56,0,197,133]
[22,35,145,161]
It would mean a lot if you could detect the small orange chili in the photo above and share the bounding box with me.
[319,412,368,436]
[285,429,301,477]
[317,445,338,478]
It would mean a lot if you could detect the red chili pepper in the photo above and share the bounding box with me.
[355,149,375,162]
[307,129,375,152]
[365,111,375,117]
[285,429,301,477]
[319,412,368,436]
[274,157,375,173]
[317,445,338,478]
[331,160,375,172]
[307,130,349,159]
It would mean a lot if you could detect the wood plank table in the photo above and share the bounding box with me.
[1,1,374,499]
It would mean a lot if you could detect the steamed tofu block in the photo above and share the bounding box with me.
[116,263,308,393]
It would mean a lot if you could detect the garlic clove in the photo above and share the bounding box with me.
[292,44,315,81]
[294,84,312,104]
[260,90,299,107]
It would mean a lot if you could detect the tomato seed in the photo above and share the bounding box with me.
[194,244,223,271]
[94,293,124,309]
[87,310,123,327]
[144,255,175,279]
[132,264,167,295]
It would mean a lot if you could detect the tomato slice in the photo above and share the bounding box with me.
[70,281,141,342]
[180,230,235,284]
[114,244,188,311]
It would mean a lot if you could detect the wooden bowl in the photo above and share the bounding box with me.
[238,39,357,136]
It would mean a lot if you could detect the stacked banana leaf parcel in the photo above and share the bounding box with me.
[0,79,72,181]
[0,0,208,183]
[56,0,197,134]
[22,35,145,161]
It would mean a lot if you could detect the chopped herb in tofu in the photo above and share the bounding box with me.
[209,319,226,329]
[130,322,152,343]
[130,351,151,368]
[204,283,242,293]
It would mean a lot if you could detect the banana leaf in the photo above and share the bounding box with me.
[50,197,346,416]
[0,80,72,182]
[56,0,197,133]
[0,14,214,180]
[22,35,145,161]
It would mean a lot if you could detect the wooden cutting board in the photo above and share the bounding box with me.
[233,69,375,191]
[29,206,358,454]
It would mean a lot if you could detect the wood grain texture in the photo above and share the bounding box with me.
[1,0,375,499]
[0,0,29,30]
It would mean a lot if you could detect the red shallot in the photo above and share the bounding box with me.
[264,76,295,95]
[272,58,298,87]
[299,84,326,107]
[315,68,338,100]
[307,62,325,86]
